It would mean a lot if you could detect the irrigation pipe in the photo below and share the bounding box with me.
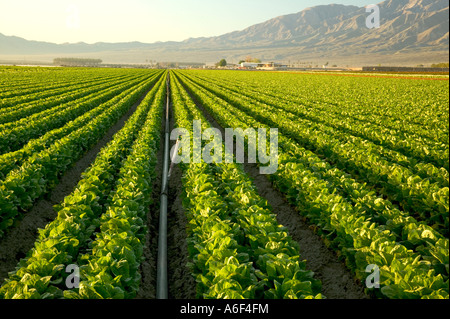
[156,73,171,299]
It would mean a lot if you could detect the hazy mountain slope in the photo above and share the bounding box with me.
[0,0,448,64]
[184,0,449,54]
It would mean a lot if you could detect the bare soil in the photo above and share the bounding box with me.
[166,163,197,299]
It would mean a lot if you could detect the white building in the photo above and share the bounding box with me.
[240,62,260,68]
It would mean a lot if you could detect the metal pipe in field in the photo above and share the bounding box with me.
[156,72,171,299]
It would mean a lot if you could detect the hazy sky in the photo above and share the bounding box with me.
[0,0,377,44]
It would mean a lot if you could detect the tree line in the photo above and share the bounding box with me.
[53,58,103,66]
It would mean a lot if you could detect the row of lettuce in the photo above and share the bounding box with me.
[174,70,449,299]
[182,71,449,236]
[0,72,166,299]
[0,67,129,108]
[0,71,137,125]
[198,71,448,147]
[191,72,449,188]
[0,71,152,154]
[0,71,164,238]
[170,72,323,299]
[0,72,152,180]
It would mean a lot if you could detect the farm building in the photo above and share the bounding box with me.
[239,62,288,70]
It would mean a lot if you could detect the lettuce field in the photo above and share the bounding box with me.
[0,66,448,300]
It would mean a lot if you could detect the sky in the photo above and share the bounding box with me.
[0,0,377,44]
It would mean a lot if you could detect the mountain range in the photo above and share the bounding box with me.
[0,0,448,66]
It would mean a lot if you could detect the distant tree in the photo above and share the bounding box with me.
[53,58,102,66]
[431,62,449,68]
[216,59,227,67]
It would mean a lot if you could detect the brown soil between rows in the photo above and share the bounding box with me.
[166,163,197,299]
